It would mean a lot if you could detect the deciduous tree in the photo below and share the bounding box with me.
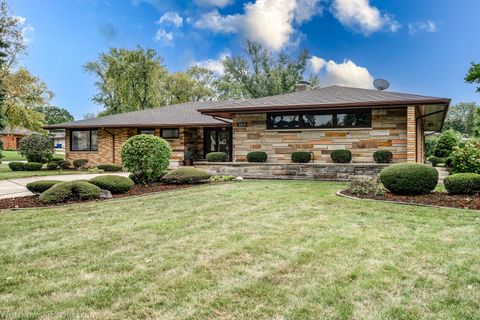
[465,62,480,92]
[34,105,74,125]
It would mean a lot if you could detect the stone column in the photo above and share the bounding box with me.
[406,106,417,162]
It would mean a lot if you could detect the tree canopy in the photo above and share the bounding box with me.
[465,62,480,92]
[34,105,74,125]
[443,102,478,135]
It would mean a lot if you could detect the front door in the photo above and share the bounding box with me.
[204,127,232,160]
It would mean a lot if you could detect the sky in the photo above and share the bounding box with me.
[9,0,480,119]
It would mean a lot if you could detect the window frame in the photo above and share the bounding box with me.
[70,129,99,152]
[266,109,372,130]
[137,128,156,135]
[161,128,180,139]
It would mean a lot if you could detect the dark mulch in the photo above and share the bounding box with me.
[0,183,191,211]
[341,189,480,210]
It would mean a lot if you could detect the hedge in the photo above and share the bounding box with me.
[444,173,480,195]
[24,162,43,171]
[331,150,352,163]
[206,152,228,162]
[291,152,311,163]
[161,168,211,184]
[89,175,134,194]
[39,181,101,204]
[379,163,438,195]
[46,162,59,170]
[373,150,393,163]
[73,159,89,169]
[247,151,267,163]
[96,163,123,172]
[26,180,62,194]
[8,162,25,171]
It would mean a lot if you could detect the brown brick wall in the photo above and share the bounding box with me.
[232,107,414,163]
[0,135,23,150]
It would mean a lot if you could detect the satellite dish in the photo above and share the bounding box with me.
[373,79,390,91]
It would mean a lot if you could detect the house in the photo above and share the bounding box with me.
[50,130,66,149]
[0,127,35,150]
[44,85,450,167]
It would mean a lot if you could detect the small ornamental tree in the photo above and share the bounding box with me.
[18,134,55,163]
[121,134,171,184]
[450,141,480,174]
[433,130,459,158]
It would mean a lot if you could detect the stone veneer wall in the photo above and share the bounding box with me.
[195,162,388,181]
[232,107,410,164]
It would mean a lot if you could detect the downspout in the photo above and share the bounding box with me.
[103,128,116,163]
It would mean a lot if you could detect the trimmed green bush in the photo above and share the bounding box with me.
[433,130,459,158]
[96,163,123,172]
[18,134,55,163]
[373,150,393,163]
[444,173,480,195]
[24,162,43,171]
[247,151,267,163]
[162,168,211,184]
[330,150,352,163]
[39,181,101,204]
[379,163,438,195]
[26,180,62,194]
[51,156,65,162]
[47,162,60,170]
[206,152,228,162]
[8,162,25,171]
[427,155,444,167]
[121,134,171,185]
[450,142,480,174]
[89,175,134,194]
[291,152,311,163]
[73,159,88,169]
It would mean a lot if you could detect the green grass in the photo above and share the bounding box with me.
[0,180,479,319]
[0,164,84,180]
[0,150,26,161]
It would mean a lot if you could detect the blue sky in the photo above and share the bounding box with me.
[10,0,480,119]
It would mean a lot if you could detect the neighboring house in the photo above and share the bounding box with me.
[44,85,450,166]
[0,127,35,150]
[50,130,66,149]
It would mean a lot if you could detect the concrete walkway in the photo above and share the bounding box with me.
[0,172,130,199]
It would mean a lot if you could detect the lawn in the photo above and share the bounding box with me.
[0,164,84,180]
[0,150,65,162]
[0,180,479,319]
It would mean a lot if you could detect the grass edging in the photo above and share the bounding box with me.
[336,190,470,211]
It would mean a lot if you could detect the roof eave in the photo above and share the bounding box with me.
[43,122,231,130]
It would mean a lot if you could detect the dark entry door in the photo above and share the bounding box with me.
[204,127,232,160]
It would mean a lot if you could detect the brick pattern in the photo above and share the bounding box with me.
[0,135,23,150]
[232,108,411,163]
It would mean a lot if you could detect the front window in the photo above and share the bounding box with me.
[71,129,98,151]
[138,128,155,135]
[268,115,300,129]
[161,128,179,139]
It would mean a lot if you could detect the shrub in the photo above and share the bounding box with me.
[373,150,393,163]
[444,173,480,195]
[46,162,59,170]
[26,180,62,194]
[425,136,438,158]
[379,163,438,195]
[59,160,71,169]
[349,177,385,196]
[87,167,104,174]
[162,168,211,184]
[121,134,171,185]
[330,150,352,163]
[247,151,267,163]
[96,163,123,172]
[427,155,444,167]
[18,134,55,163]
[89,175,134,194]
[73,159,88,169]
[449,142,480,174]
[433,130,459,158]
[39,181,101,204]
[206,152,228,162]
[8,162,25,171]
[23,162,43,171]
[209,175,235,183]
[291,152,311,163]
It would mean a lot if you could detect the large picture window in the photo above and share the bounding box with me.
[71,129,98,151]
[161,128,179,139]
[267,109,371,130]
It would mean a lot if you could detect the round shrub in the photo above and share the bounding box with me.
[26,180,62,194]
[291,152,311,163]
[373,150,393,163]
[247,151,267,163]
[121,135,171,185]
[444,173,480,195]
[449,142,480,174]
[433,130,459,158]
[330,150,352,163]
[96,163,123,172]
[24,162,43,171]
[59,160,71,169]
[379,163,438,195]
[427,155,444,167]
[8,162,25,171]
[73,159,88,169]
[206,152,228,162]
[46,162,59,170]
[18,134,55,163]
[89,175,134,194]
[39,181,101,204]
[161,168,211,184]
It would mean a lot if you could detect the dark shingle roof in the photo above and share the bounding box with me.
[0,127,35,136]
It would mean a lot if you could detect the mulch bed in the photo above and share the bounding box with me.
[0,183,190,211]
[341,189,480,210]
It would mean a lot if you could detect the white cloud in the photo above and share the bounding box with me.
[331,0,399,35]
[154,29,174,45]
[158,11,183,28]
[193,0,323,51]
[408,20,437,35]
[194,51,231,75]
[194,0,233,7]
[310,55,374,89]
[14,15,35,43]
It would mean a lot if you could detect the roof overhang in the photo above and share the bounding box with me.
[43,122,231,130]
